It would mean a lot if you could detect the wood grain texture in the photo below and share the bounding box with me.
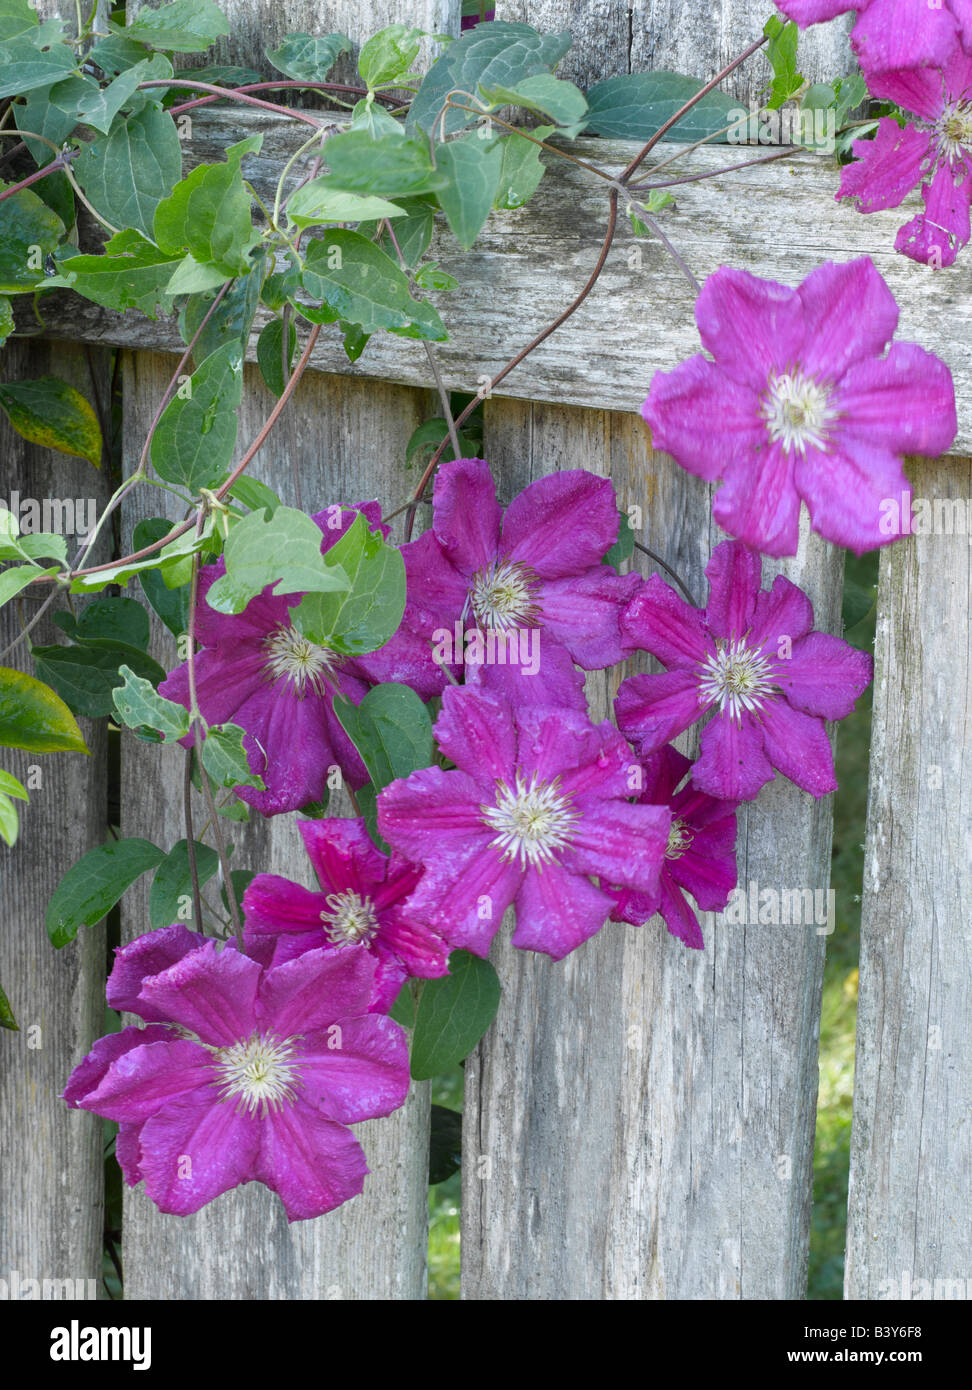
[461,399,840,1298]
[118,351,437,1299]
[845,455,972,1301]
[0,340,110,1296]
[23,114,972,457]
[495,0,855,96]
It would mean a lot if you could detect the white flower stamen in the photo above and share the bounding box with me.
[665,817,695,861]
[468,558,541,632]
[762,369,836,456]
[213,1032,302,1116]
[319,890,379,948]
[697,638,778,722]
[481,771,579,869]
[263,624,335,697]
[937,99,972,163]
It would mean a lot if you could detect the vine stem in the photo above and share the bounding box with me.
[632,540,699,608]
[633,144,797,191]
[167,80,409,118]
[443,97,614,182]
[0,147,77,204]
[137,79,325,130]
[183,747,204,933]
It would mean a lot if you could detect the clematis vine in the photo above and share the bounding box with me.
[642,258,957,555]
[65,932,409,1221]
[775,0,972,75]
[397,458,638,710]
[608,744,739,951]
[616,540,873,802]
[241,817,449,1011]
[377,685,671,960]
[159,503,422,816]
[838,44,972,267]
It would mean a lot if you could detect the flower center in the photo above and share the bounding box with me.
[697,638,778,722]
[319,890,379,948]
[761,369,835,455]
[481,772,579,868]
[213,1032,302,1116]
[665,817,695,860]
[937,99,972,162]
[263,624,335,697]
[468,557,541,632]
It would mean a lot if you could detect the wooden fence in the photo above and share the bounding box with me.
[1,0,969,1300]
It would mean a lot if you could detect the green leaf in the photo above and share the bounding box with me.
[479,73,587,131]
[148,838,218,928]
[429,1104,462,1184]
[0,376,101,466]
[0,977,17,1030]
[0,0,36,43]
[45,229,181,319]
[46,838,165,947]
[292,512,405,656]
[74,102,182,239]
[73,596,150,649]
[266,31,351,83]
[0,33,77,96]
[0,294,13,345]
[0,185,65,293]
[834,73,868,127]
[70,518,213,593]
[412,262,457,292]
[285,182,407,231]
[15,74,98,165]
[119,0,231,53]
[408,20,571,137]
[410,950,501,1079]
[224,475,282,516]
[87,33,154,77]
[205,505,349,615]
[168,63,262,90]
[341,320,369,362]
[763,15,803,111]
[333,682,434,794]
[492,124,552,209]
[256,316,297,397]
[359,24,423,90]
[179,263,263,365]
[154,136,261,277]
[300,230,446,341]
[164,253,227,295]
[0,665,88,753]
[75,55,173,134]
[201,721,264,789]
[112,664,190,740]
[434,135,502,249]
[0,768,27,800]
[583,71,739,142]
[0,790,19,846]
[315,130,448,198]
[842,580,876,632]
[32,639,166,719]
[133,517,190,636]
[220,867,254,911]
[0,563,58,607]
[404,417,478,469]
[358,197,434,268]
[0,526,67,564]
[150,340,243,490]
[603,507,634,568]
[349,94,403,139]
[389,980,415,1029]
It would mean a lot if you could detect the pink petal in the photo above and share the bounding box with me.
[747,573,815,652]
[837,118,932,213]
[403,841,522,955]
[695,266,805,389]
[642,357,765,480]
[615,670,706,754]
[63,1024,174,1108]
[539,566,640,668]
[835,339,958,458]
[137,940,261,1046]
[517,706,629,796]
[432,458,502,575]
[621,571,710,669]
[759,700,838,797]
[704,541,762,641]
[259,1100,367,1221]
[106,925,207,1020]
[797,257,901,380]
[694,712,776,801]
[298,1014,409,1123]
[465,635,588,713]
[77,1038,214,1123]
[713,442,803,558]
[777,631,872,719]
[139,1090,261,1216]
[378,767,495,859]
[115,1123,144,1186]
[637,743,693,803]
[657,876,705,949]
[774,0,853,23]
[242,875,327,936]
[853,0,959,78]
[501,470,620,578]
[401,529,470,621]
[377,909,451,978]
[511,861,614,959]
[298,816,388,896]
[895,161,972,269]
[794,437,917,554]
[257,947,378,1036]
[434,685,517,781]
[566,800,669,894]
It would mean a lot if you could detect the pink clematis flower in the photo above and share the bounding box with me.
[616,540,872,802]
[775,1,971,75]
[838,45,972,267]
[65,932,409,1221]
[377,685,671,960]
[397,458,638,711]
[241,817,449,1011]
[642,259,957,555]
[608,744,739,950]
[159,503,422,816]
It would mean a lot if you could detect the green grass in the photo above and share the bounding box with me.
[425,553,879,1300]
